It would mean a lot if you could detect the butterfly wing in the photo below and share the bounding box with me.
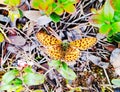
[46,45,63,60]
[70,37,97,50]
[36,31,63,60]
[64,46,80,65]
[36,31,62,46]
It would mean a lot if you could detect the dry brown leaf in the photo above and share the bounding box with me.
[23,10,41,22]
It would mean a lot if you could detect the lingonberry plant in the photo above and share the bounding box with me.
[0,66,45,91]
[4,0,20,7]
[4,0,23,22]
[48,60,77,80]
[0,60,77,91]
[31,0,79,22]
[0,0,22,43]
[89,0,120,43]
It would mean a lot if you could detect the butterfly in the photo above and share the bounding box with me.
[36,30,97,65]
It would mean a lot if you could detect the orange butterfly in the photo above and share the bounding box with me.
[36,31,97,65]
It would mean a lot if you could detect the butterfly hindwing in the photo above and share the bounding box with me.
[70,37,97,50]
[47,45,80,64]
[47,45,63,60]
[64,46,80,64]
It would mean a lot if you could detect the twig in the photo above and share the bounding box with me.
[103,68,111,85]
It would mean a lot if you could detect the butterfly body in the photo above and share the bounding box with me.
[36,31,97,65]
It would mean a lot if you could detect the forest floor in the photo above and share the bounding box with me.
[0,0,120,92]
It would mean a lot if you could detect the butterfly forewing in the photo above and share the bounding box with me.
[70,37,97,50]
[36,31,62,46]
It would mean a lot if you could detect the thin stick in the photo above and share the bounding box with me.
[103,68,111,85]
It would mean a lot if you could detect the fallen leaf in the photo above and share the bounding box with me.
[9,36,26,46]
[104,45,116,52]
[110,48,120,76]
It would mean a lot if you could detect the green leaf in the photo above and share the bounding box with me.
[52,2,64,15]
[2,69,19,84]
[0,84,13,91]
[112,22,120,33]
[62,62,68,70]
[58,0,77,4]
[52,2,57,8]
[23,73,45,86]
[30,0,41,9]
[58,66,77,80]
[58,0,67,3]
[69,0,79,4]
[74,87,81,91]
[45,4,53,15]
[0,78,22,91]
[91,8,97,14]
[113,32,120,43]
[31,0,54,11]
[89,14,105,28]
[99,24,111,34]
[103,0,114,21]
[110,0,120,11]
[9,10,20,22]
[0,32,5,42]
[54,7,63,15]
[89,1,114,27]
[0,84,22,91]
[12,78,22,86]
[63,4,76,13]
[50,12,60,22]
[4,0,20,6]
[107,36,114,43]
[38,2,49,10]
[108,29,116,37]
[23,66,33,73]
[18,9,23,18]
[113,11,120,22]
[16,86,24,92]
[111,79,120,86]
[33,90,44,92]
[4,0,9,4]
[48,60,61,68]
[68,87,81,92]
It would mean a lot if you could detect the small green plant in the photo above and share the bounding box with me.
[111,79,120,86]
[68,87,81,92]
[48,60,77,80]
[0,66,45,91]
[4,0,23,22]
[4,0,20,7]
[31,0,79,22]
[89,0,120,43]
[107,32,120,42]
